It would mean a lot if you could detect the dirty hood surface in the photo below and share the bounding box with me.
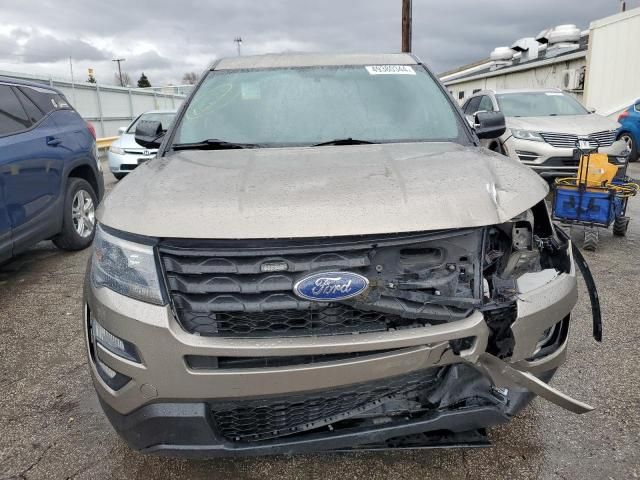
[507,114,620,134]
[98,142,548,239]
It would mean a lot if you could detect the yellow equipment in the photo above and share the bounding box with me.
[576,152,617,186]
[554,153,639,198]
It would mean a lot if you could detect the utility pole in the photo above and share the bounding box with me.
[112,58,126,86]
[234,37,243,56]
[620,1,626,12]
[69,56,76,104]
[401,0,412,53]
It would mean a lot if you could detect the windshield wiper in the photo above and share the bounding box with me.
[172,139,259,151]
[312,138,375,147]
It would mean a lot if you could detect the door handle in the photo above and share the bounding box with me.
[46,136,62,146]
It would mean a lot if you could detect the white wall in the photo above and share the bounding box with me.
[0,70,186,137]
[584,8,640,117]
[443,56,586,105]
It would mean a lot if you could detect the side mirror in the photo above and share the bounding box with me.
[118,126,127,135]
[474,111,506,139]
[135,120,164,149]
[465,114,474,128]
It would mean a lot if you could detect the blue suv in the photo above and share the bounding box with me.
[618,99,640,162]
[0,77,104,264]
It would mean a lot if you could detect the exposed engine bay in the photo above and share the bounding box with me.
[343,199,574,362]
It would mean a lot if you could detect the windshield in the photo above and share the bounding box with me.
[127,112,176,133]
[173,65,465,147]
[496,92,588,117]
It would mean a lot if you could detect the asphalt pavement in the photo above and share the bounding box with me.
[1,162,639,480]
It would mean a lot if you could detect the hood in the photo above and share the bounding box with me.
[98,142,548,239]
[113,133,149,150]
[507,114,620,134]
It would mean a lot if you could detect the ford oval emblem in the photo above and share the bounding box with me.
[293,272,369,302]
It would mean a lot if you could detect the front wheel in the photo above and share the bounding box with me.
[619,133,637,162]
[52,178,98,251]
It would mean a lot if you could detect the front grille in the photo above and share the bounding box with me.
[210,369,441,442]
[540,130,616,148]
[159,231,479,338]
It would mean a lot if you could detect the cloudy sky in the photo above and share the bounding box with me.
[0,0,635,86]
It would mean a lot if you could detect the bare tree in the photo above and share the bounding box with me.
[182,72,200,85]
[114,72,132,87]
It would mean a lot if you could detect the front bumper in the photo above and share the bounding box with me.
[503,137,628,177]
[107,151,155,173]
[97,372,554,457]
[84,242,583,455]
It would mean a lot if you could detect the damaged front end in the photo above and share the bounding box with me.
[89,201,598,455]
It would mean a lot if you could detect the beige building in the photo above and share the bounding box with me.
[440,8,640,118]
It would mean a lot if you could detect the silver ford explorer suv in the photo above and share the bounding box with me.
[84,53,595,456]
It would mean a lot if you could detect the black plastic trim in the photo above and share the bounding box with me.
[96,369,556,457]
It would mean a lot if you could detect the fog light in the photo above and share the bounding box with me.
[90,317,140,363]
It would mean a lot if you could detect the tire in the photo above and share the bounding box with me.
[113,172,127,180]
[52,178,98,251]
[613,217,630,237]
[583,229,599,251]
[619,133,637,163]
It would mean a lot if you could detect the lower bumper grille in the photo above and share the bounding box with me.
[178,304,431,337]
[211,369,441,442]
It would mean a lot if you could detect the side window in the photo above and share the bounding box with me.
[464,96,481,114]
[18,86,69,115]
[14,87,44,124]
[478,95,495,112]
[0,85,31,136]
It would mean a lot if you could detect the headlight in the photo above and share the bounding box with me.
[511,129,544,142]
[91,225,165,305]
[109,145,125,155]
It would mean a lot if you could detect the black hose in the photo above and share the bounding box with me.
[571,242,603,342]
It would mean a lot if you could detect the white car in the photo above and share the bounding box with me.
[461,89,628,178]
[108,110,176,179]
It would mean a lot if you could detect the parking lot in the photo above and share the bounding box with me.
[0,161,637,480]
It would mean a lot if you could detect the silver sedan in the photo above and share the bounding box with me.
[108,110,176,180]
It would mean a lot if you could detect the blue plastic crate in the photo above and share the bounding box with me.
[553,187,616,226]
